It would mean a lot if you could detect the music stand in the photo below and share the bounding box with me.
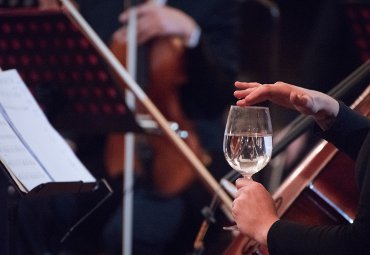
[0,8,142,255]
[0,8,141,134]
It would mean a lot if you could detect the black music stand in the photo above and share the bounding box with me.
[0,163,112,255]
[0,8,142,255]
[0,8,141,134]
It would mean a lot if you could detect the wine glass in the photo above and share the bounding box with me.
[222,105,273,231]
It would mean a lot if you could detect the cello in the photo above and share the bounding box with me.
[223,83,370,254]
[104,1,211,196]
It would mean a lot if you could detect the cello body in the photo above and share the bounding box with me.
[224,85,370,255]
[106,31,209,195]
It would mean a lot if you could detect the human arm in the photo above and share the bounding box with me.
[114,0,238,117]
[233,122,370,255]
[234,81,370,158]
[112,2,199,47]
[317,102,370,160]
[231,178,364,254]
[233,81,370,254]
[267,127,370,255]
[234,81,339,130]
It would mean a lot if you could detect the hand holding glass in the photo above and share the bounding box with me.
[223,106,273,230]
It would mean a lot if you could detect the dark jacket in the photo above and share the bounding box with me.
[268,102,370,254]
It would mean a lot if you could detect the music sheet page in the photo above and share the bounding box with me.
[0,110,51,192]
[0,69,96,192]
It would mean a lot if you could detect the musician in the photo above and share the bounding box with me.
[97,0,238,192]
[74,0,240,254]
[231,81,370,254]
[24,1,239,254]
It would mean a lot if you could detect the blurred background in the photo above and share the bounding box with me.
[0,0,369,254]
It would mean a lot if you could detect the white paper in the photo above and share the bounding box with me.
[0,70,96,191]
[0,110,51,192]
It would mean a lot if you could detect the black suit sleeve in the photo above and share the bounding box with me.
[267,102,370,255]
[318,102,370,161]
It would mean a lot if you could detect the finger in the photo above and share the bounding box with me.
[136,18,158,44]
[119,9,130,23]
[236,99,247,106]
[236,83,272,103]
[135,1,155,16]
[112,27,127,43]
[119,2,151,23]
[234,81,260,89]
[234,184,252,199]
[242,89,270,105]
[235,177,252,189]
[234,89,253,99]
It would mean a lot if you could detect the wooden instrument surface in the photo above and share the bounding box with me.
[224,85,370,255]
[106,25,210,195]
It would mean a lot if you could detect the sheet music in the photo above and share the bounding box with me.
[0,110,51,192]
[0,69,95,192]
